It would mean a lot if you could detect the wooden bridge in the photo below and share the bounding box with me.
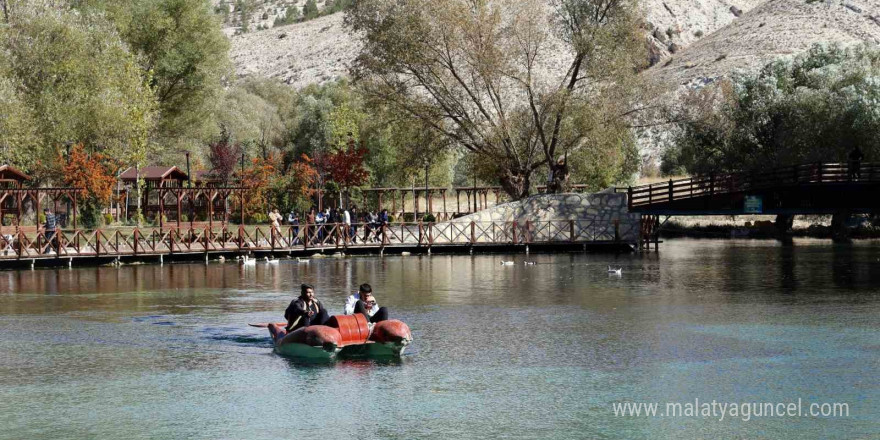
[620,162,880,216]
[0,220,634,267]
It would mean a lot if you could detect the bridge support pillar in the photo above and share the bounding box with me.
[775,214,794,234]
[831,210,851,242]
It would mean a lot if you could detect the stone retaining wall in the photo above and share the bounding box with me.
[447,192,640,242]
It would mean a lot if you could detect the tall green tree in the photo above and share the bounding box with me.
[665,43,880,176]
[347,0,647,198]
[94,0,231,150]
[0,7,156,172]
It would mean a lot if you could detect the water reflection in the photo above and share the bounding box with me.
[0,240,877,439]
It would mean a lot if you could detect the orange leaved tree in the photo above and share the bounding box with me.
[61,144,120,228]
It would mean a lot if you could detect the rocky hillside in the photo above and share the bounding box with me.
[221,0,765,88]
[650,0,880,87]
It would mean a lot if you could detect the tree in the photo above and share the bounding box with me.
[346,0,646,198]
[665,43,880,176]
[302,0,318,20]
[62,144,120,228]
[1,6,157,168]
[95,0,231,149]
[207,126,243,184]
[239,154,279,220]
[323,137,370,189]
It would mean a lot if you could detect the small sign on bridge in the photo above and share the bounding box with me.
[744,195,763,214]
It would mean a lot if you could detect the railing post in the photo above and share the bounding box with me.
[382,223,388,246]
[525,220,532,243]
[470,221,475,244]
[570,220,575,242]
[512,220,518,244]
[648,183,653,205]
[668,179,673,202]
[133,229,138,256]
[418,221,423,246]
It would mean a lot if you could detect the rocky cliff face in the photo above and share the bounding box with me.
[222,0,768,88]
[650,0,880,88]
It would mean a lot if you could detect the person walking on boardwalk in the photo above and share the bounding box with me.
[284,283,330,332]
[42,208,56,254]
[344,283,389,323]
[848,146,864,180]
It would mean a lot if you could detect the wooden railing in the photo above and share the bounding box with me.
[620,162,880,209]
[0,220,635,260]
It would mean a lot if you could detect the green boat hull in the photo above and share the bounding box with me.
[274,341,407,360]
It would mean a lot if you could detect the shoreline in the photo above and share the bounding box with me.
[660,216,880,240]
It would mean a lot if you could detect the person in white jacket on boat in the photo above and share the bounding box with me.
[344,283,389,323]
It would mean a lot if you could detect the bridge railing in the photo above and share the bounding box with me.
[621,162,880,209]
[0,220,635,260]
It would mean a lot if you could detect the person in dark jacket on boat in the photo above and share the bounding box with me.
[284,284,330,332]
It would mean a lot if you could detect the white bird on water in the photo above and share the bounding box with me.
[241,255,256,266]
[264,256,279,264]
[501,261,515,266]
[296,257,310,263]
[524,261,537,266]
[607,265,622,275]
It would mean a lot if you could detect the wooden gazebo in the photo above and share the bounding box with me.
[0,165,30,188]
[0,165,82,234]
[119,166,188,220]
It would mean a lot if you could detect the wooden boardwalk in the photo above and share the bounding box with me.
[620,162,880,215]
[0,220,635,266]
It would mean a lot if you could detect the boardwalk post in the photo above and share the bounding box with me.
[418,221,423,246]
[525,220,532,243]
[648,184,653,205]
[512,220,518,244]
[570,220,575,242]
[470,221,475,245]
[627,187,632,210]
[133,229,138,256]
[668,179,673,202]
[159,189,164,232]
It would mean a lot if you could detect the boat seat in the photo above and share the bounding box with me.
[325,314,370,346]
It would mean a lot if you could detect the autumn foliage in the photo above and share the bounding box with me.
[239,154,279,219]
[61,144,119,205]
[321,140,370,189]
[208,129,242,183]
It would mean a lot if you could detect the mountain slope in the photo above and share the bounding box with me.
[650,0,880,87]
[226,0,764,88]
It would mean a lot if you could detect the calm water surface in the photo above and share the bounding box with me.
[0,239,878,439]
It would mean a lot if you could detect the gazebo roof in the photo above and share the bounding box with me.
[119,166,188,182]
[0,164,31,181]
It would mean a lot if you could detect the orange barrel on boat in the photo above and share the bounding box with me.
[325,314,370,346]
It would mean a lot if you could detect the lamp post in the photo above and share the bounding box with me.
[424,158,430,220]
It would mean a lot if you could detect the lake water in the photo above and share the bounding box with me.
[0,239,877,439]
